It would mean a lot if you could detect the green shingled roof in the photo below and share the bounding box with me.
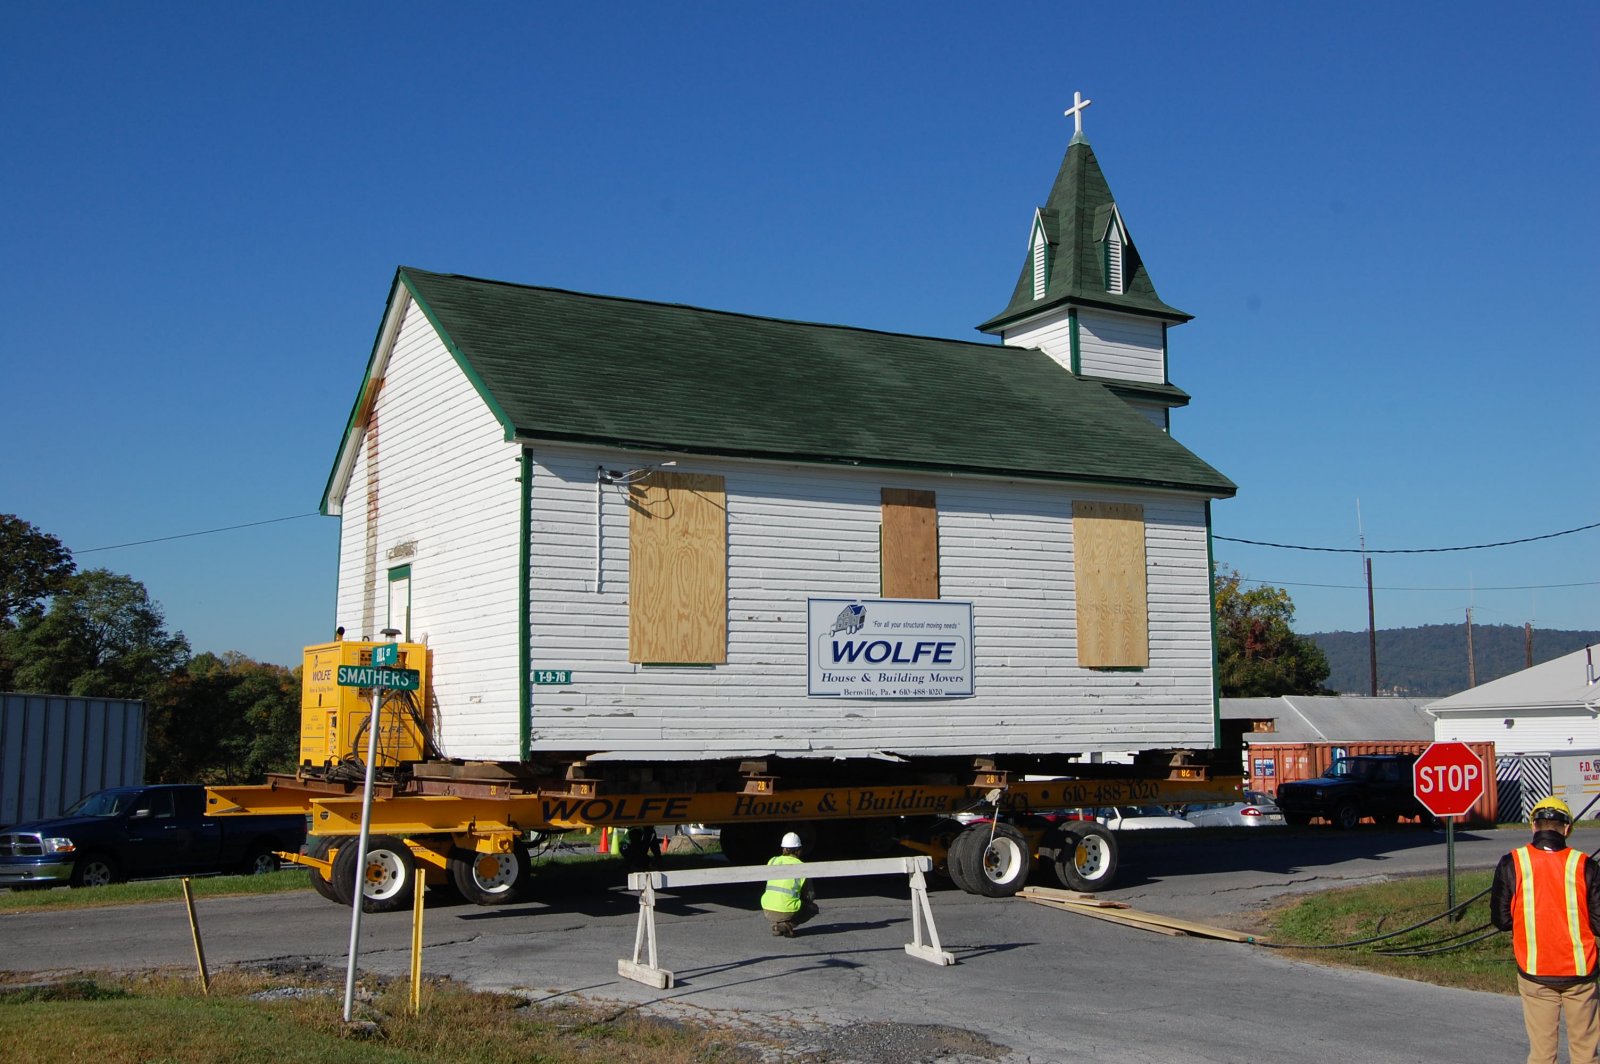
[980,138,1190,332]
[370,267,1232,497]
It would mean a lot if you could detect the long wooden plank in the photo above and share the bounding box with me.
[1021,893,1257,942]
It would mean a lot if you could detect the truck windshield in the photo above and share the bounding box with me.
[1327,759,1375,780]
[62,790,136,817]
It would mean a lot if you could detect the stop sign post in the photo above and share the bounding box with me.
[1413,742,1487,920]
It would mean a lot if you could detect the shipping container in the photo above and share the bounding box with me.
[0,693,146,828]
[1246,739,1497,828]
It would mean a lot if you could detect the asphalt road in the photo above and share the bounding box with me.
[1,825,1571,1064]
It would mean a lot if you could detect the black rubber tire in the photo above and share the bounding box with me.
[306,836,346,903]
[716,824,778,866]
[966,823,1032,898]
[1332,802,1362,830]
[1050,823,1119,892]
[239,840,280,876]
[1370,813,1399,828]
[1284,813,1312,827]
[69,853,120,888]
[332,834,416,913]
[448,846,532,906]
[945,825,986,894]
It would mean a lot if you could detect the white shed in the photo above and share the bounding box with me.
[1427,646,1600,754]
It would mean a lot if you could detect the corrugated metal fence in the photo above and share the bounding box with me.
[1,693,146,827]
[1496,754,1552,824]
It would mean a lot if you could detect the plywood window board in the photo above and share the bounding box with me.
[1072,501,1149,668]
[628,471,728,664]
[881,488,939,599]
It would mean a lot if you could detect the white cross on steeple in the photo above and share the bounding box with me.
[1063,91,1093,136]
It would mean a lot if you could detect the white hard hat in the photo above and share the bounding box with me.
[780,831,803,849]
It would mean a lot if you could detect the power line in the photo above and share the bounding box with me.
[74,513,321,554]
[1237,578,1600,593]
[1216,520,1600,554]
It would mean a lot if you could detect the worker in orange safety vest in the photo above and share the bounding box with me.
[1492,796,1600,1064]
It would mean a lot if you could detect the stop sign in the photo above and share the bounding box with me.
[1413,742,1486,818]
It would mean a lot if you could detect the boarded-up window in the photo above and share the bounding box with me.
[628,471,727,664]
[1072,501,1149,668]
[881,489,939,599]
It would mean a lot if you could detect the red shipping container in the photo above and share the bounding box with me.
[1245,740,1497,828]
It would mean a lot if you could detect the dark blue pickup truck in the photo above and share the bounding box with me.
[0,784,308,888]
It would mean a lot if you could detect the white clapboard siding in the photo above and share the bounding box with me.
[1001,311,1074,372]
[516,444,1216,762]
[332,297,524,759]
[1434,709,1598,755]
[1076,310,1164,383]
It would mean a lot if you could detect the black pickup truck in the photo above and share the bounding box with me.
[1274,754,1430,829]
[0,784,308,888]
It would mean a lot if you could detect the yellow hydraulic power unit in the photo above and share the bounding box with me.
[300,640,430,769]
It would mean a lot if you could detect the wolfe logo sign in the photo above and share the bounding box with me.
[807,598,973,698]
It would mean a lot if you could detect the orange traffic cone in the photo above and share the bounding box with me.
[597,827,610,854]
[659,836,669,853]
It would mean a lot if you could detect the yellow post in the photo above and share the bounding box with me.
[180,878,210,995]
[410,874,425,1015]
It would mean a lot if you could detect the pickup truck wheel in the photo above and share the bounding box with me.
[333,834,416,913]
[1332,802,1362,830]
[239,842,280,876]
[1370,813,1399,827]
[1050,823,1118,892]
[449,846,532,906]
[1284,813,1312,827]
[70,853,120,888]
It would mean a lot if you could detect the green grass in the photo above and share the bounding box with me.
[1261,869,1513,993]
[0,870,313,912]
[0,968,765,1064]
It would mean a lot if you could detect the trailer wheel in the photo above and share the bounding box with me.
[944,825,983,893]
[1050,823,1118,892]
[333,834,416,913]
[967,823,1031,898]
[306,836,346,903]
[449,846,531,906]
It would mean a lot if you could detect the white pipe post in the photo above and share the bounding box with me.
[342,683,383,1022]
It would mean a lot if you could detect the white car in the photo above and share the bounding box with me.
[1093,804,1196,831]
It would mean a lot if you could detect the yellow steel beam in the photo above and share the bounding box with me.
[297,775,1244,836]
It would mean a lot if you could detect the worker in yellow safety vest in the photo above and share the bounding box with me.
[761,831,819,938]
[1492,796,1600,1064]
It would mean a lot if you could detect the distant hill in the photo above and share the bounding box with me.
[1309,625,1600,698]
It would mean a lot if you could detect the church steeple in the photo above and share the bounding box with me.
[979,101,1189,335]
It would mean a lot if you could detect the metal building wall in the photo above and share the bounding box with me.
[0,693,147,827]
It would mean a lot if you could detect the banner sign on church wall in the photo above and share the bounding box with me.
[806,597,974,698]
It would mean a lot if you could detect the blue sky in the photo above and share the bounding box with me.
[3,3,1595,668]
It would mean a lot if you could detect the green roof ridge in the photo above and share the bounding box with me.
[373,268,1232,499]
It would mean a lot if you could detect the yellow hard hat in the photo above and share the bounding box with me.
[1531,796,1573,824]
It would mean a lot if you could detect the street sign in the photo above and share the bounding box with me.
[1413,742,1486,818]
[372,643,399,668]
[336,665,420,691]
[533,670,573,685]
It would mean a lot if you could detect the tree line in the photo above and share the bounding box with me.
[2,515,1330,785]
[1,514,299,784]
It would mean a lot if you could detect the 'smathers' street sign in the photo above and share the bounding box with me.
[336,665,420,691]
[1412,742,1485,818]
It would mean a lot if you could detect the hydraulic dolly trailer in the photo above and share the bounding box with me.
[208,757,1243,912]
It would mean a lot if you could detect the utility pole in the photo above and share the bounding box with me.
[1366,557,1377,696]
[1525,622,1534,670]
[1466,607,1477,688]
